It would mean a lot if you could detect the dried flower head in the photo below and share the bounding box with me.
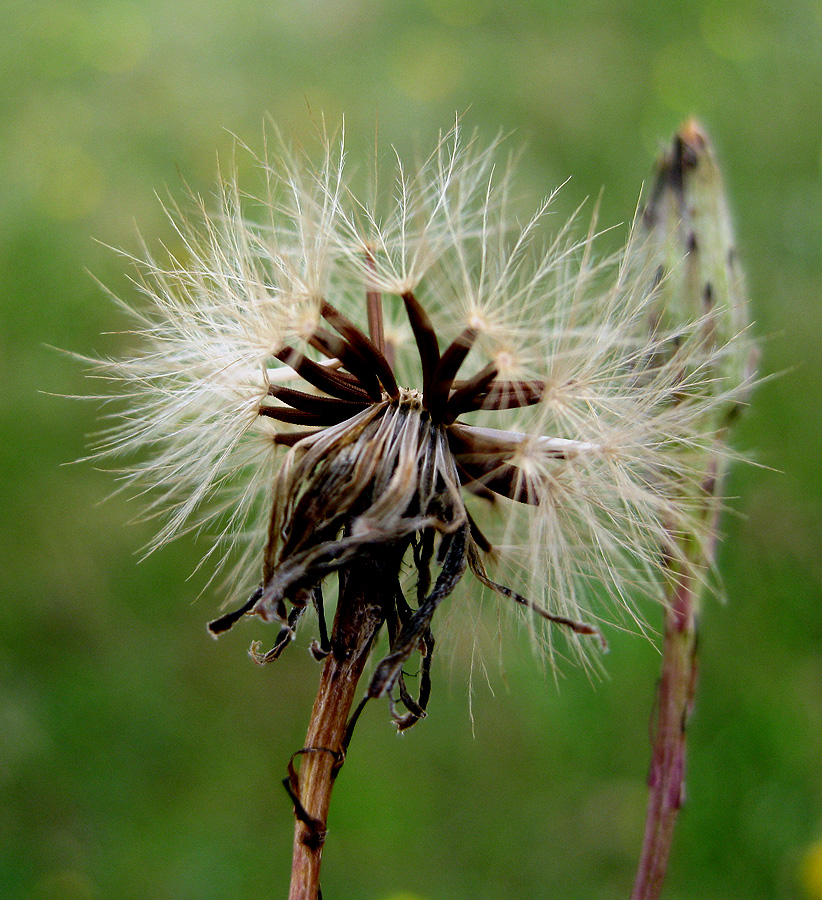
[92,122,747,721]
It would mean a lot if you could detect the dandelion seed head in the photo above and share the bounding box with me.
[90,121,752,679]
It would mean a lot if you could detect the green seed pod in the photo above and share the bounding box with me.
[642,119,757,426]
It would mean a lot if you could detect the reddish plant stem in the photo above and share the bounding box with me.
[632,458,722,900]
[630,567,698,900]
[287,559,386,900]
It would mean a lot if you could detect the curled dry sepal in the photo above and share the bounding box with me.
[91,122,750,725]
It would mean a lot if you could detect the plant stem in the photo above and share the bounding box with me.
[631,456,723,900]
[630,566,698,900]
[287,556,388,900]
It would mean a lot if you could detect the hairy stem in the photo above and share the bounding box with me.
[632,457,722,900]
[630,567,698,900]
[287,555,389,900]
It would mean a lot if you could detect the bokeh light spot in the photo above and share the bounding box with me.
[802,838,822,900]
[36,145,104,221]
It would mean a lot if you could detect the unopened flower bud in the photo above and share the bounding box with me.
[642,119,758,424]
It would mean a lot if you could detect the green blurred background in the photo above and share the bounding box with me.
[2,1,821,898]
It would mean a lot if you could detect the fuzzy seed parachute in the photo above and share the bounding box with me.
[92,123,750,721]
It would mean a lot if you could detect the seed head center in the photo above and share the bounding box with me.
[395,386,423,409]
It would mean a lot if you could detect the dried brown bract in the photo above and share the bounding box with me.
[208,288,602,728]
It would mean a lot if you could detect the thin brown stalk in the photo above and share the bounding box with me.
[630,566,698,900]
[286,554,389,900]
[631,460,721,900]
